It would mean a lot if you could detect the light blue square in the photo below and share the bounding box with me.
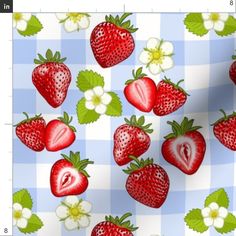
[161,214,185,235]
[35,40,61,57]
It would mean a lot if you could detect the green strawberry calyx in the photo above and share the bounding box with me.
[105,13,138,33]
[58,112,77,132]
[123,156,154,175]
[164,117,202,139]
[163,77,190,96]
[34,49,66,64]
[232,55,236,60]
[125,67,147,85]
[211,109,236,126]
[105,212,138,232]
[14,112,43,126]
[61,151,94,177]
[124,115,153,134]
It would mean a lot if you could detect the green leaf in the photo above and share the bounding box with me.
[76,98,100,124]
[215,213,236,234]
[184,13,209,36]
[13,189,33,209]
[184,208,208,233]
[18,16,43,37]
[105,92,122,117]
[204,188,229,208]
[19,214,43,234]
[216,16,236,36]
[76,70,105,92]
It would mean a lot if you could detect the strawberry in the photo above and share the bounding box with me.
[91,212,138,236]
[113,115,153,166]
[124,67,157,112]
[50,151,93,197]
[153,77,189,116]
[162,117,206,175]
[90,13,137,68]
[212,109,236,151]
[123,157,169,208]
[45,112,76,152]
[15,112,46,152]
[229,55,236,85]
[32,49,72,108]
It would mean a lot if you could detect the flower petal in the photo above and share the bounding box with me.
[214,21,225,32]
[161,56,174,70]
[16,20,27,31]
[203,217,213,227]
[213,217,224,228]
[218,207,228,218]
[80,201,92,213]
[93,86,104,96]
[22,13,32,21]
[78,215,90,228]
[17,218,28,229]
[139,51,151,64]
[149,63,162,75]
[78,16,90,29]
[209,202,219,211]
[85,101,95,110]
[202,13,211,20]
[22,208,32,219]
[64,19,79,32]
[56,13,67,20]
[95,104,107,115]
[13,203,22,211]
[219,13,229,21]
[147,38,160,50]
[101,93,112,105]
[56,205,68,219]
[64,218,79,230]
[204,20,214,30]
[64,196,79,206]
[201,207,211,217]
[160,41,174,55]
[84,89,94,101]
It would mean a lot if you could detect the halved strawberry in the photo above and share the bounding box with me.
[50,151,94,197]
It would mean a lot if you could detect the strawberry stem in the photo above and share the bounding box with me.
[211,110,236,126]
[34,49,66,64]
[232,55,236,60]
[57,112,76,132]
[219,109,227,120]
[125,67,147,85]
[14,113,43,126]
[163,77,190,96]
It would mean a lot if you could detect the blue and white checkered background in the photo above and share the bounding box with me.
[13,13,236,236]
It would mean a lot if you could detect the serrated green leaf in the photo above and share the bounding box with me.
[184,13,209,36]
[13,189,33,209]
[215,213,236,234]
[105,92,122,117]
[19,214,43,234]
[216,16,236,36]
[204,188,229,208]
[76,98,100,124]
[76,70,105,92]
[184,208,208,233]
[18,16,43,37]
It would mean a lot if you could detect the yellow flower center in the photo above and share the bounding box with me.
[66,13,84,23]
[210,210,219,219]
[92,95,101,106]
[150,49,164,64]
[13,13,23,21]
[210,13,220,22]
[14,210,22,219]
[68,204,85,220]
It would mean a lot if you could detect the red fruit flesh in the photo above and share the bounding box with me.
[32,62,71,108]
[229,61,236,85]
[90,22,135,68]
[113,124,150,166]
[126,164,169,208]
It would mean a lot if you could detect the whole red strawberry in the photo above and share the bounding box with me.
[91,213,138,236]
[113,115,153,166]
[162,117,206,175]
[124,67,157,112]
[229,55,236,85]
[15,112,46,151]
[50,151,94,197]
[124,157,169,208]
[153,78,189,116]
[90,13,137,68]
[32,49,71,108]
[213,109,236,151]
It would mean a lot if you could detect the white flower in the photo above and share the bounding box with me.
[202,13,229,32]
[56,13,90,32]
[84,86,112,115]
[13,203,32,229]
[56,196,92,231]
[139,38,174,75]
[201,202,228,228]
[13,13,32,31]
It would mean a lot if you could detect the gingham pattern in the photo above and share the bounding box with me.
[13,13,236,236]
